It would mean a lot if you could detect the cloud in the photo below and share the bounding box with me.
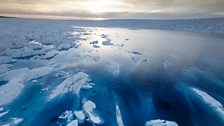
[0,0,224,19]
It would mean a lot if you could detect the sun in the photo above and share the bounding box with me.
[83,0,121,13]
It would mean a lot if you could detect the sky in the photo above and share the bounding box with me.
[0,0,224,19]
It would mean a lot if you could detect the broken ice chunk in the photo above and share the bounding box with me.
[74,110,85,123]
[105,60,120,76]
[0,109,9,118]
[102,39,113,46]
[0,67,53,105]
[191,88,224,116]
[101,34,107,38]
[11,118,23,125]
[116,104,124,126]
[0,56,16,64]
[49,72,89,99]
[57,43,73,51]
[66,120,78,126]
[145,119,178,126]
[83,100,103,125]
[3,47,46,59]
[82,83,95,90]
[129,51,147,64]
[130,53,141,63]
[93,45,100,48]
[41,50,59,59]
[2,117,24,126]
[90,41,98,44]
[59,110,73,122]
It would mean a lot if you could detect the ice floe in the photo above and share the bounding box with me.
[93,45,100,48]
[191,88,224,116]
[90,41,99,44]
[66,119,78,126]
[0,109,9,118]
[105,60,120,76]
[40,50,59,59]
[129,51,147,64]
[83,100,103,125]
[58,110,73,122]
[116,103,124,126]
[145,119,178,126]
[0,67,53,105]
[74,110,85,123]
[102,39,113,46]
[49,72,89,99]
[1,117,24,126]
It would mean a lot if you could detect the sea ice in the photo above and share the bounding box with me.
[116,103,124,126]
[102,39,113,46]
[0,64,13,74]
[0,67,53,105]
[0,110,9,118]
[191,88,224,116]
[93,45,100,48]
[49,72,89,99]
[90,41,98,44]
[83,100,103,125]
[74,110,85,123]
[58,110,73,122]
[105,60,120,76]
[145,119,178,126]
[0,56,16,64]
[66,119,78,126]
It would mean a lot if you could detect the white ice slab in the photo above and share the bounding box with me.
[74,110,85,123]
[145,119,178,126]
[83,100,103,125]
[49,72,89,99]
[0,67,53,105]
[191,88,224,116]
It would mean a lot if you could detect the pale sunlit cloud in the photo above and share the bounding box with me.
[0,0,224,19]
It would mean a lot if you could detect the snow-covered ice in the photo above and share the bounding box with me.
[0,18,224,126]
[0,110,9,118]
[0,67,53,105]
[145,119,178,126]
[116,103,124,126]
[83,100,103,125]
[74,110,85,123]
[191,87,224,116]
[66,119,78,126]
[49,72,89,99]
[58,110,73,122]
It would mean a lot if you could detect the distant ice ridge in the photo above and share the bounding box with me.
[0,66,53,105]
[145,119,178,126]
